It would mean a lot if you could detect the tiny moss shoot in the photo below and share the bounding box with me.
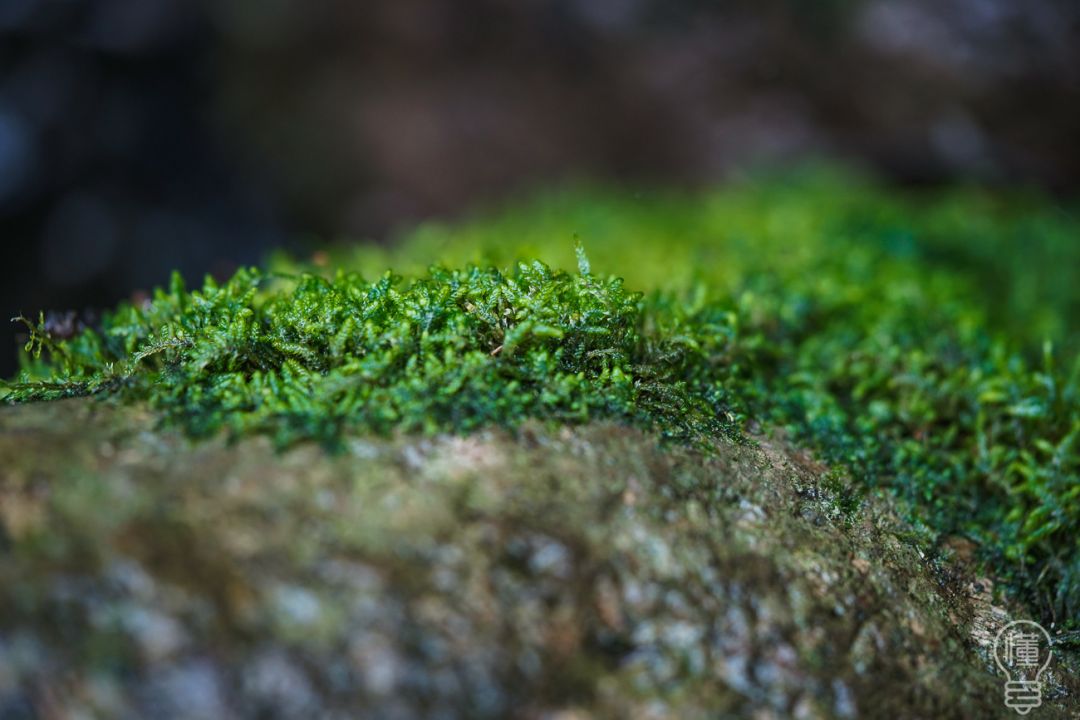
[4,168,1079,625]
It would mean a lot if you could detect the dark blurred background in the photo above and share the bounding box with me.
[2,0,1079,375]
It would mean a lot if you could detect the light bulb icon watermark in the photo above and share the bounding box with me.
[993,620,1053,714]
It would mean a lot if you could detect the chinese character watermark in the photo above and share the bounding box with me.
[993,620,1053,715]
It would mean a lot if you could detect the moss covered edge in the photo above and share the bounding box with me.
[3,170,1079,628]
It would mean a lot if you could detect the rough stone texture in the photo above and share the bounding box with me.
[0,399,1076,719]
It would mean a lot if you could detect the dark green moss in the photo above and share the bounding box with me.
[4,170,1079,627]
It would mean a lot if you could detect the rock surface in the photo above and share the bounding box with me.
[0,400,1076,718]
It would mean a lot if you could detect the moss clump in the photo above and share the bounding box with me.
[4,168,1079,625]
[4,254,732,448]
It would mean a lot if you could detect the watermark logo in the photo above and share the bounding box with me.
[993,620,1053,715]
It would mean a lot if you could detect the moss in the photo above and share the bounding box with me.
[4,257,732,449]
[4,168,1079,627]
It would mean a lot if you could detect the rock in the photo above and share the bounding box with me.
[0,399,1076,718]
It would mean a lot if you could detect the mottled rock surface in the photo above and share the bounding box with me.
[0,400,1076,718]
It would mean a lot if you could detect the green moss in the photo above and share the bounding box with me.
[4,167,1079,625]
[4,257,733,449]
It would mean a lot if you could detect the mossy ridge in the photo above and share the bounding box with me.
[4,171,1079,625]
[4,256,734,448]
[331,167,1080,356]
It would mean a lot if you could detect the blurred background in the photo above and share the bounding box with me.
[1,0,1079,375]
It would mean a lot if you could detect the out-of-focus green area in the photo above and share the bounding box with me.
[332,167,1080,352]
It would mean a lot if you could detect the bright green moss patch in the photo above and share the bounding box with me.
[4,168,1080,625]
[5,256,733,448]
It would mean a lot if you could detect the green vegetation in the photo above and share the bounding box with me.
[5,254,731,448]
[4,167,1079,624]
